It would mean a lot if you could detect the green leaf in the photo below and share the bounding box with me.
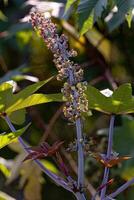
[0,77,54,114]
[12,77,53,102]
[111,83,133,114]
[0,78,63,125]
[0,10,7,21]
[65,0,76,12]
[0,124,30,149]
[9,109,26,125]
[77,0,99,28]
[77,0,107,32]
[0,82,14,112]
[80,13,94,35]
[126,9,133,28]
[78,0,108,33]
[0,164,11,177]
[86,83,134,114]
[94,0,108,20]
[113,116,134,180]
[107,0,134,32]
[41,160,58,174]
[6,93,63,114]
[86,85,112,114]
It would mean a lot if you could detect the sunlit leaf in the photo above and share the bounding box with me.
[86,83,134,114]
[80,13,94,35]
[12,77,53,101]
[0,78,63,125]
[0,82,14,113]
[0,164,10,177]
[65,0,76,12]
[0,124,30,149]
[41,160,58,174]
[6,93,63,114]
[126,9,133,28]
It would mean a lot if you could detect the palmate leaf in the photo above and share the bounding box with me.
[0,77,52,113]
[77,0,99,29]
[86,83,134,114]
[0,123,30,149]
[6,93,63,114]
[77,0,108,34]
[65,0,134,34]
[0,77,62,124]
[107,0,134,31]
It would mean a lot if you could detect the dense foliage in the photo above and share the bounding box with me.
[0,0,134,200]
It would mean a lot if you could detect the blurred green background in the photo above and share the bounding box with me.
[0,0,134,200]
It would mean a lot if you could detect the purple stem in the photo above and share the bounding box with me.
[104,178,134,200]
[75,192,87,200]
[4,115,87,200]
[76,118,84,188]
[69,69,85,189]
[4,115,72,193]
[100,115,115,199]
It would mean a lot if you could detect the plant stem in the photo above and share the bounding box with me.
[104,178,134,200]
[4,115,73,193]
[68,69,85,190]
[100,115,115,199]
[75,192,87,200]
[76,118,84,189]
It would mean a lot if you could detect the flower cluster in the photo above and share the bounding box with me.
[62,82,88,121]
[30,11,88,121]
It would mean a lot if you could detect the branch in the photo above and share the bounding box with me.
[104,178,134,200]
[4,115,72,193]
[100,115,115,199]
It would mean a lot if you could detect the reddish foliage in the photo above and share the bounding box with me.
[93,153,131,168]
[23,141,64,161]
